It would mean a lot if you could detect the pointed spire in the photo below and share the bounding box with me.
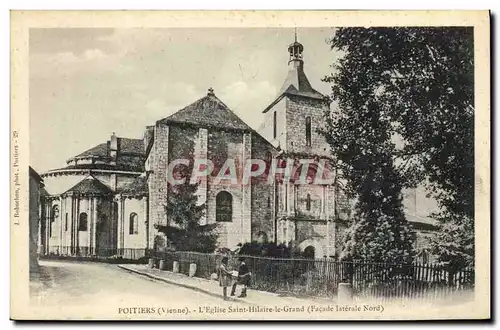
[274,31,325,101]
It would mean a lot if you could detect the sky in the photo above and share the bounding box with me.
[29,27,339,173]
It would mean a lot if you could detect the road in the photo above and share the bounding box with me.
[30,260,248,319]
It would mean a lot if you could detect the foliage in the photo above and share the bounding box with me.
[236,242,299,258]
[430,212,475,269]
[338,156,416,264]
[322,27,474,266]
[154,165,218,253]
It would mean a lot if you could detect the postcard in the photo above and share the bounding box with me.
[10,10,490,320]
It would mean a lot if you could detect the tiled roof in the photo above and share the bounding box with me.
[159,91,253,132]
[63,175,112,195]
[263,63,325,114]
[72,137,144,159]
[59,136,145,173]
[73,143,108,159]
[118,175,148,196]
[278,64,325,100]
[47,162,143,173]
[281,84,325,100]
[119,138,144,155]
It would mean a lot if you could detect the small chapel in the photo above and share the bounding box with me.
[38,36,438,260]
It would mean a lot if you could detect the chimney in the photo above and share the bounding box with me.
[110,132,118,162]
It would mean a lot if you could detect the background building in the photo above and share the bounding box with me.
[39,134,148,258]
[29,166,44,273]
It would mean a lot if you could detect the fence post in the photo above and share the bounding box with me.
[173,261,180,273]
[337,261,354,302]
[189,263,197,277]
[338,283,353,302]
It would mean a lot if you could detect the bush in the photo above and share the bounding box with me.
[237,242,299,258]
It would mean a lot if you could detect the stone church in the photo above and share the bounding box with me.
[38,37,438,260]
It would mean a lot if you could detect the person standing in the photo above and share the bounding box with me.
[219,256,232,300]
[231,257,251,297]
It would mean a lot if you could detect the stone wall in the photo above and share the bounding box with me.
[45,195,115,255]
[295,184,324,218]
[259,97,287,148]
[122,197,148,249]
[295,220,336,258]
[249,135,275,243]
[285,96,330,158]
[206,129,250,248]
[148,123,170,233]
[29,175,41,271]
[115,175,138,191]
[147,124,268,250]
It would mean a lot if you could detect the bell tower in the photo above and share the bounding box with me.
[288,29,304,64]
[258,30,337,257]
[260,30,330,157]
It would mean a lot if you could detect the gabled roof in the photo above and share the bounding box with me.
[158,91,253,132]
[63,175,112,195]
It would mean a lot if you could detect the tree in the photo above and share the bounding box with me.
[323,27,474,266]
[321,97,416,264]
[154,165,218,253]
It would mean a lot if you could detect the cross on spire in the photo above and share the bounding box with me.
[207,87,215,96]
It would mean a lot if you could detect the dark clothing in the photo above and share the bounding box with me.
[230,262,251,297]
[237,263,250,285]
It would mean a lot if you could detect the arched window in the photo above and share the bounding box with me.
[78,213,88,231]
[129,213,138,235]
[216,191,233,222]
[306,194,311,211]
[273,111,277,139]
[305,116,312,147]
[64,213,68,232]
[52,205,59,221]
[50,205,59,237]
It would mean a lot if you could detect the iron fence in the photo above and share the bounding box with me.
[152,251,474,300]
[42,246,148,262]
[40,247,475,301]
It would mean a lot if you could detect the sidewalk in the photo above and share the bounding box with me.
[117,264,336,307]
